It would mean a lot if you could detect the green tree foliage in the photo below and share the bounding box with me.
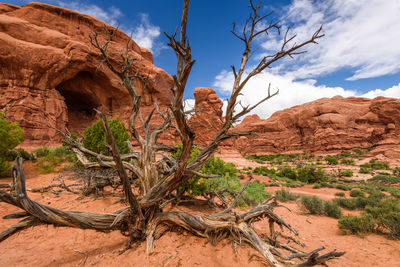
[173,145,269,208]
[82,117,130,156]
[0,112,24,177]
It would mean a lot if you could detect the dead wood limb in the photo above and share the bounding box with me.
[96,110,143,221]
[215,176,254,215]
[0,216,40,242]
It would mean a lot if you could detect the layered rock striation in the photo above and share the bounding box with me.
[232,96,400,155]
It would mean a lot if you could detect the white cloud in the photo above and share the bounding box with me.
[361,83,400,98]
[55,1,161,53]
[258,0,400,81]
[56,1,122,26]
[130,14,161,53]
[212,70,399,119]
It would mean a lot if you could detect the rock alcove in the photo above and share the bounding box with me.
[56,71,113,134]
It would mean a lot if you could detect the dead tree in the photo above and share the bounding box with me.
[0,1,345,266]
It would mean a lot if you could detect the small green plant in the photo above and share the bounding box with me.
[360,159,390,171]
[393,167,400,177]
[353,149,365,156]
[340,169,353,177]
[369,175,400,184]
[297,164,328,183]
[349,189,365,198]
[34,146,75,174]
[341,158,355,166]
[301,196,342,218]
[301,196,324,215]
[324,201,343,219]
[338,214,375,235]
[335,192,346,197]
[325,155,339,165]
[335,184,351,191]
[313,183,321,189]
[340,150,352,158]
[253,166,275,176]
[274,189,298,202]
[359,167,370,174]
[276,165,297,180]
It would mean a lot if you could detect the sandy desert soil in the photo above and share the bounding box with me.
[1,158,400,267]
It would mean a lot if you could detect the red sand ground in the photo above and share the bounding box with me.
[1,159,400,266]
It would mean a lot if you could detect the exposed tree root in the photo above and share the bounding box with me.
[0,159,344,266]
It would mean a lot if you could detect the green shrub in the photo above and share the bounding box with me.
[335,184,351,191]
[275,189,298,202]
[34,146,75,174]
[338,214,375,235]
[334,198,360,210]
[301,196,342,218]
[340,169,354,177]
[301,196,325,215]
[360,159,390,170]
[359,167,370,174]
[0,158,11,177]
[0,112,24,177]
[33,146,51,158]
[353,149,365,156]
[393,167,400,177]
[276,165,297,180]
[340,150,352,158]
[350,189,365,198]
[82,117,130,156]
[341,158,355,165]
[369,175,400,184]
[324,201,343,218]
[378,212,400,239]
[335,192,345,197]
[14,148,32,160]
[297,164,328,183]
[253,166,275,176]
[325,155,339,165]
[313,183,321,189]
[173,146,267,208]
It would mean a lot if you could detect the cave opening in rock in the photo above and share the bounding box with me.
[56,71,101,133]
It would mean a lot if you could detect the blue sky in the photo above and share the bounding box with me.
[6,0,400,118]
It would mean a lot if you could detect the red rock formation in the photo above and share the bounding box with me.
[0,2,173,146]
[233,96,400,154]
[188,87,224,146]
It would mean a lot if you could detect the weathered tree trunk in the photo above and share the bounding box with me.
[0,0,345,266]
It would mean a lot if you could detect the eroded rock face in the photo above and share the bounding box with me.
[188,87,224,146]
[0,3,173,146]
[233,96,400,154]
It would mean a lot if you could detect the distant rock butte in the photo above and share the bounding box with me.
[231,96,400,156]
[0,2,173,146]
[1,3,399,158]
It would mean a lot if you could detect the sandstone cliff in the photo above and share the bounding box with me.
[0,2,173,146]
[232,96,400,156]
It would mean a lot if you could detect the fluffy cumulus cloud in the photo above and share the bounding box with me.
[130,14,161,53]
[212,70,399,119]
[57,1,122,26]
[258,0,400,81]
[55,1,161,53]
